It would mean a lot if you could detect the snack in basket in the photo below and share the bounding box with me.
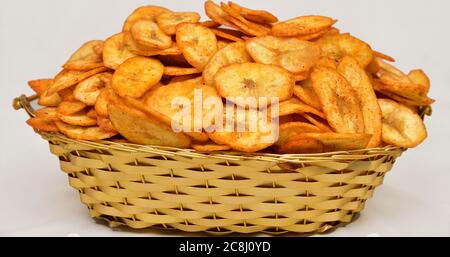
[26,0,434,154]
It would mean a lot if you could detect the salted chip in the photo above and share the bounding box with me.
[95,89,110,117]
[315,57,337,69]
[211,28,244,42]
[97,116,117,134]
[122,5,171,32]
[57,111,98,127]
[63,40,104,71]
[201,20,221,28]
[373,50,395,62]
[293,80,322,111]
[214,63,294,104]
[205,0,237,28]
[298,133,371,152]
[408,69,430,94]
[277,98,326,119]
[112,57,164,98]
[28,79,53,96]
[296,28,332,41]
[246,36,321,74]
[378,98,427,148]
[131,19,172,49]
[338,56,382,147]
[57,100,87,116]
[27,118,59,132]
[203,41,252,86]
[219,3,270,37]
[156,12,201,35]
[302,113,333,132]
[35,107,58,121]
[192,144,231,152]
[38,90,62,107]
[228,1,278,24]
[108,94,191,147]
[373,82,435,107]
[311,67,365,133]
[271,15,336,37]
[164,66,201,76]
[276,122,322,146]
[56,121,117,141]
[103,33,137,70]
[74,73,112,106]
[317,34,373,68]
[276,136,324,154]
[47,67,108,95]
[176,22,218,70]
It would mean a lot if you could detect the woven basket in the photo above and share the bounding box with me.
[13,94,432,235]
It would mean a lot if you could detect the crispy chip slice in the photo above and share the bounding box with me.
[57,100,87,116]
[378,98,427,148]
[293,80,322,111]
[246,36,321,74]
[302,113,333,132]
[228,1,278,24]
[296,28,332,41]
[169,74,200,84]
[311,67,365,133]
[271,15,336,37]
[276,136,324,154]
[28,79,53,96]
[317,34,373,68]
[338,56,382,147]
[205,0,237,28]
[63,40,104,71]
[47,67,108,95]
[156,12,201,35]
[27,118,59,132]
[192,144,231,152]
[35,107,58,121]
[74,73,112,106]
[86,109,98,119]
[408,69,430,94]
[215,63,294,104]
[38,90,62,107]
[57,110,98,127]
[220,2,270,37]
[131,19,172,49]
[112,57,164,98]
[97,116,117,134]
[276,122,322,146]
[176,22,218,70]
[164,66,201,76]
[278,98,326,119]
[122,5,171,32]
[373,50,395,62]
[95,89,110,117]
[103,33,137,70]
[201,20,221,28]
[203,41,252,86]
[316,56,337,69]
[56,121,117,141]
[108,94,191,147]
[298,133,371,152]
[211,28,244,42]
[374,83,435,107]
[124,32,181,57]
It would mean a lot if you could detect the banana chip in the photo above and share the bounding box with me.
[278,98,326,119]
[311,67,365,133]
[112,57,164,98]
[57,110,97,127]
[293,80,322,111]
[131,20,172,50]
[103,33,137,70]
[214,63,294,104]
[228,1,278,24]
[220,2,270,37]
[338,56,382,147]
[276,122,322,146]
[47,67,108,95]
[56,121,118,141]
[28,79,53,96]
[205,0,237,28]
[271,15,336,37]
[95,89,110,117]
[176,23,218,70]
[123,5,171,32]
[63,40,104,71]
[97,116,117,134]
[276,136,324,154]
[35,107,58,121]
[74,73,112,106]
[164,66,201,76]
[302,113,333,133]
[56,100,87,116]
[211,28,244,42]
[203,41,252,86]
[302,133,371,152]
[378,98,427,148]
[408,69,430,94]
[156,12,201,35]
[38,90,62,107]
[27,118,59,132]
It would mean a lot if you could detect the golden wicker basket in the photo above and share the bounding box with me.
[13,94,432,235]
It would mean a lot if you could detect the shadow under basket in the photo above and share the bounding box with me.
[13,94,432,235]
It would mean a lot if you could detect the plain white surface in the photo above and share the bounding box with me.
[1,0,450,237]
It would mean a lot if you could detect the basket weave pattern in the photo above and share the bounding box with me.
[41,131,403,234]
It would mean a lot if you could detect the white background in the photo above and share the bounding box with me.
[1,0,449,237]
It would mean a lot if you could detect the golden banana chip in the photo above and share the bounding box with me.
[38,90,62,107]
[220,2,270,37]
[203,41,252,86]
[112,57,164,98]
[296,28,332,41]
[408,69,430,94]
[27,118,59,132]
[271,15,336,37]
[373,50,395,62]
[108,94,191,147]
[97,116,117,134]
[103,33,137,70]
[214,63,294,104]
[74,72,112,106]
[338,56,382,147]
[57,110,98,127]
[192,144,231,152]
[164,66,201,76]
[278,98,326,119]
[317,34,373,68]
[122,5,171,32]
[56,121,118,141]
[228,1,278,24]
[205,0,237,28]
[246,36,321,74]
[56,100,87,116]
[131,19,172,50]
[373,82,435,107]
[47,67,108,95]
[302,113,333,133]
[176,22,218,70]
[311,67,365,133]
[35,107,58,121]
[169,74,200,84]
[86,109,98,119]
[201,20,221,28]
[276,136,324,154]
[95,89,110,117]
[293,80,322,111]
[276,122,322,146]
[210,28,244,42]
[300,133,371,152]
[28,79,53,96]
[63,40,104,71]
[156,12,201,35]
[378,98,427,148]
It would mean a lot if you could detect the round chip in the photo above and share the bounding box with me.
[56,121,118,141]
[112,57,164,98]
[63,40,104,71]
[47,67,108,95]
[271,15,336,37]
[74,73,112,106]
[35,107,58,121]
[103,33,137,70]
[203,41,253,86]
[156,12,201,35]
[57,110,98,127]
[122,5,172,32]
[378,98,427,148]
[176,23,218,70]
[131,19,172,50]
[311,67,365,133]
[277,98,326,119]
[214,63,294,105]
[57,100,87,116]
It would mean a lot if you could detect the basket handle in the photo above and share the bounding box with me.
[13,94,38,118]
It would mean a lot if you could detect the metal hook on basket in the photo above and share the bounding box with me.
[12,94,38,117]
